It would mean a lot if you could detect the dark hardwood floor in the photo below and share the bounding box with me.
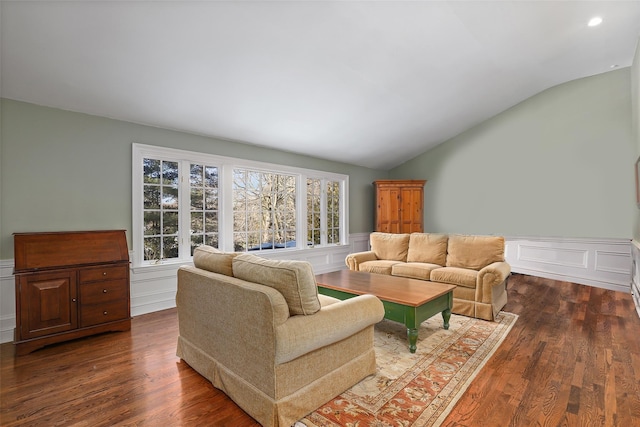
[1,274,639,426]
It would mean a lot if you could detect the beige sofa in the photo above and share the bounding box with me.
[176,246,385,427]
[346,232,510,321]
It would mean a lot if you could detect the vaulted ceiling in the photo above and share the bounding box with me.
[2,1,640,169]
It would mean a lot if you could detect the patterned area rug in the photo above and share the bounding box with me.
[300,311,518,427]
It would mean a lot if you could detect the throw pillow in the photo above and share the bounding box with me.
[232,253,321,316]
[407,233,448,265]
[193,245,239,277]
[370,232,410,261]
[445,235,505,270]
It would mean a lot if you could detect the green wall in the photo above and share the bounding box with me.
[390,68,635,239]
[632,38,640,242]
[0,99,385,259]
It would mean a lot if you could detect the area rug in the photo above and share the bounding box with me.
[300,311,518,427]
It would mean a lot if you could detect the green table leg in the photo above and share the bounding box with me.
[407,328,418,353]
[442,308,451,330]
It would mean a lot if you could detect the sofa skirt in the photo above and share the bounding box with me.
[176,327,377,427]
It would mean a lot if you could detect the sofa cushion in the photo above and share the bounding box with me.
[193,245,239,277]
[446,235,505,270]
[407,233,448,265]
[232,253,321,316]
[431,267,478,288]
[392,262,442,280]
[359,260,402,275]
[370,232,410,262]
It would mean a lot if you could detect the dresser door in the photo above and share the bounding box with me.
[17,271,78,339]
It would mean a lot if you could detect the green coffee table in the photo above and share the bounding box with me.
[316,269,455,353]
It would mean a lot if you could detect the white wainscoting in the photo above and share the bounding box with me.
[631,240,640,318]
[0,235,372,344]
[505,236,632,293]
[0,259,16,344]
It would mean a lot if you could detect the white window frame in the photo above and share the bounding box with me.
[132,143,349,267]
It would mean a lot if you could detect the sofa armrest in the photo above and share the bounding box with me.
[345,251,378,270]
[476,261,511,304]
[275,294,384,364]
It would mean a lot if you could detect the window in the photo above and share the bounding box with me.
[233,169,296,251]
[189,163,219,254]
[132,144,348,266]
[142,159,179,261]
[307,178,342,246]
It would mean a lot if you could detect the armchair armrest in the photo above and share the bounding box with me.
[476,261,511,304]
[275,294,384,364]
[345,251,378,270]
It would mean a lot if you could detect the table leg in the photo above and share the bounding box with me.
[407,328,418,353]
[442,308,451,330]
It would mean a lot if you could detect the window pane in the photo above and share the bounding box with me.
[205,190,218,210]
[234,232,247,251]
[205,234,218,248]
[144,185,160,209]
[143,159,161,184]
[144,211,160,235]
[190,235,203,255]
[162,186,178,209]
[190,164,203,185]
[191,212,204,234]
[162,161,179,185]
[205,212,218,232]
[191,188,203,210]
[163,236,179,259]
[204,166,218,187]
[144,237,161,261]
[163,211,178,234]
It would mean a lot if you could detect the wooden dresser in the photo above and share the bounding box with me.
[13,230,131,355]
[373,180,426,233]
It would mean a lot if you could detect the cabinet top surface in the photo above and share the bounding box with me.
[14,230,129,273]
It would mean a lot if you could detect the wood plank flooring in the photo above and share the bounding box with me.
[1,273,639,426]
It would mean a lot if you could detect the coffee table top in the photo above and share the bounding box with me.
[315,269,456,307]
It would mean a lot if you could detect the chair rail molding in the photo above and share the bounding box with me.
[505,236,632,293]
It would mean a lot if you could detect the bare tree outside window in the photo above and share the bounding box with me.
[233,169,296,251]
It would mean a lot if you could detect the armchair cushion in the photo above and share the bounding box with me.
[446,235,505,270]
[407,233,448,265]
[370,232,410,262]
[232,253,321,316]
[193,245,239,277]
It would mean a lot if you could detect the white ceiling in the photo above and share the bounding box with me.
[2,1,640,170]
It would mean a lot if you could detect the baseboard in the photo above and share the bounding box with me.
[505,236,631,294]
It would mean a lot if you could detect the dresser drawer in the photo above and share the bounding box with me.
[80,300,129,328]
[79,265,128,283]
[80,280,128,305]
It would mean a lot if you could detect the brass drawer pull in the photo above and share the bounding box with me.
[103,311,108,315]
[103,289,107,293]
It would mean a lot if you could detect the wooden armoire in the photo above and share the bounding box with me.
[373,180,426,233]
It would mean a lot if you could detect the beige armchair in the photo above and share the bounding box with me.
[177,247,385,427]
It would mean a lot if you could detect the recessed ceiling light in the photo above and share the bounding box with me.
[610,65,619,69]
[588,16,603,27]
